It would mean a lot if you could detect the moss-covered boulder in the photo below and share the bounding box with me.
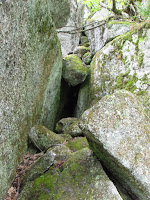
[65,137,89,152]
[29,125,65,151]
[63,55,89,86]
[80,36,89,46]
[19,148,123,200]
[0,0,63,198]
[90,23,150,115]
[73,46,90,59]
[81,90,150,200]
[56,117,83,137]
[21,144,71,187]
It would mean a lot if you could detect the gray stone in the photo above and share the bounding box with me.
[63,54,89,86]
[80,36,89,46]
[21,144,71,187]
[73,46,90,59]
[0,0,64,198]
[85,8,134,53]
[76,75,91,117]
[82,52,93,64]
[19,148,123,200]
[81,90,150,200]
[56,117,83,137]
[90,24,150,115]
[57,0,85,57]
[29,125,65,151]
[49,0,71,28]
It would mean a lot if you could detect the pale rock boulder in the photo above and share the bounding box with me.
[81,90,150,200]
[85,8,133,53]
[90,24,150,116]
[0,0,70,198]
[19,148,123,200]
[57,0,85,57]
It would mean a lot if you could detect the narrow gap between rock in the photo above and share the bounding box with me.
[58,78,80,120]
[100,162,138,200]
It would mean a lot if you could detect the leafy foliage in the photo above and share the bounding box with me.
[135,0,150,19]
[82,0,127,13]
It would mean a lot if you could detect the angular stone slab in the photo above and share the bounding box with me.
[81,90,150,200]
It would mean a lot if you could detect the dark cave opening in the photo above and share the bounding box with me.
[58,78,80,120]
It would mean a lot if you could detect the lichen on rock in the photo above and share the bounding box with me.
[81,90,150,200]
[90,24,150,115]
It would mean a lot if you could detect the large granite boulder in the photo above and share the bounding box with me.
[63,54,89,86]
[0,0,70,198]
[90,23,150,116]
[80,90,150,200]
[85,8,134,53]
[19,148,123,200]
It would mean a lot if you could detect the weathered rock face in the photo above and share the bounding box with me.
[81,90,150,200]
[48,0,71,28]
[57,0,85,57]
[76,75,91,117]
[19,148,123,200]
[85,8,134,53]
[0,0,70,198]
[90,24,150,115]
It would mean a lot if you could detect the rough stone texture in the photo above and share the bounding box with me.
[73,45,90,58]
[90,24,150,116]
[85,8,134,53]
[0,0,70,197]
[55,117,82,137]
[81,90,150,200]
[48,0,71,28]
[19,148,123,200]
[63,54,89,86]
[29,125,65,151]
[57,0,85,57]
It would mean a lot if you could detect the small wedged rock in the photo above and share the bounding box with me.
[19,148,123,200]
[55,117,83,137]
[73,46,90,58]
[82,52,93,65]
[29,125,65,151]
[63,54,89,86]
[80,90,150,200]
